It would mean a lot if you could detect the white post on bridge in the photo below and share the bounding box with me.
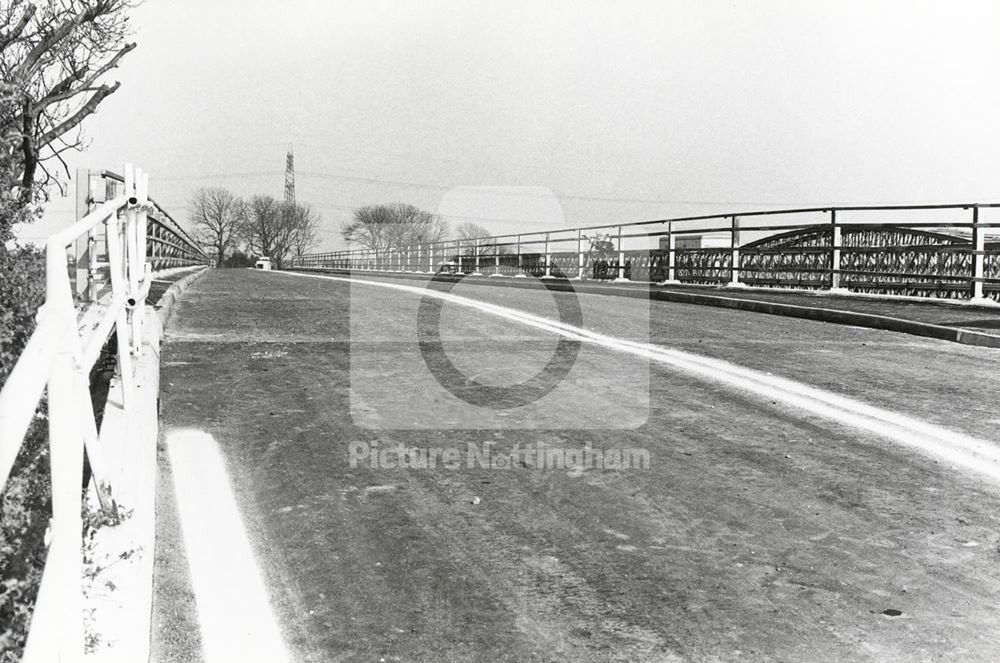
[666,221,677,283]
[474,238,481,274]
[729,216,741,286]
[617,225,625,280]
[830,209,843,290]
[577,229,584,280]
[544,232,551,278]
[133,167,150,357]
[516,235,522,274]
[972,205,986,300]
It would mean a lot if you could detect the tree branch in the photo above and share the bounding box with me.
[0,3,37,55]
[38,80,120,146]
[14,1,116,81]
[37,42,135,109]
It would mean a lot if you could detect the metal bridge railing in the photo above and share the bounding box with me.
[291,202,1000,301]
[0,164,200,661]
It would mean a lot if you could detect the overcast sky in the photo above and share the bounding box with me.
[31,0,1000,250]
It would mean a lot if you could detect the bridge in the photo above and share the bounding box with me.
[3,169,1000,661]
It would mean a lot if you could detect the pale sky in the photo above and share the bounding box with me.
[27,0,1000,251]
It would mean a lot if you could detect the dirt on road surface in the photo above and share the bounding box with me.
[152,269,1000,662]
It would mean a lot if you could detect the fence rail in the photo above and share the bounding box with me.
[292,202,1000,300]
[0,165,205,661]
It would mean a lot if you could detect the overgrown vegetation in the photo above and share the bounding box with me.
[0,413,49,661]
[0,209,48,663]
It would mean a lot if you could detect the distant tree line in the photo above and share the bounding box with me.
[341,205,502,264]
[189,187,319,268]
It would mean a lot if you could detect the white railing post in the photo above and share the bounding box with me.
[495,242,500,274]
[133,168,150,357]
[667,222,676,283]
[972,205,985,299]
[516,235,522,274]
[729,216,741,286]
[105,213,134,406]
[123,165,141,357]
[544,232,551,277]
[474,239,481,274]
[577,229,584,279]
[617,225,625,280]
[47,322,85,661]
[830,209,842,290]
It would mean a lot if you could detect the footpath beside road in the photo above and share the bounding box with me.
[289,268,1000,347]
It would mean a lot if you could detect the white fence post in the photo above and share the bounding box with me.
[617,225,625,280]
[577,229,584,279]
[105,211,133,406]
[729,216,741,286]
[123,165,139,356]
[133,168,150,357]
[667,222,676,283]
[972,205,985,299]
[544,233,551,277]
[44,317,85,660]
[830,209,842,290]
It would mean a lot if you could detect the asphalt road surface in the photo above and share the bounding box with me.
[153,268,1000,662]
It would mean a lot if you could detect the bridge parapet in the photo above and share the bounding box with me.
[293,203,1000,301]
[0,165,205,661]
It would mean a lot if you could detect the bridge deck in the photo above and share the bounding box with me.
[153,268,1000,662]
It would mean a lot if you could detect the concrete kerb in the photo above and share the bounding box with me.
[284,267,1000,349]
[154,266,210,328]
[82,266,208,662]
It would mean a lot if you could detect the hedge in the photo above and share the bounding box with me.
[0,244,50,661]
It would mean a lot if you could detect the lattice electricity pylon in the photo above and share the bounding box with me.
[284,146,295,205]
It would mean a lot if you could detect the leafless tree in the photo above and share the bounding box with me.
[286,202,320,259]
[240,195,288,266]
[342,203,447,266]
[190,187,242,267]
[455,221,510,255]
[0,0,138,205]
[240,195,319,268]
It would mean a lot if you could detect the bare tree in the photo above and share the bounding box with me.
[0,1,138,205]
[286,202,320,259]
[240,195,288,267]
[240,196,319,268]
[190,187,242,267]
[455,221,509,255]
[342,203,447,266]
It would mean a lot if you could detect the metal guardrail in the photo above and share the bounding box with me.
[292,203,1000,300]
[0,165,194,661]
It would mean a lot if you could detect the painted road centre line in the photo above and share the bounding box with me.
[166,428,293,663]
[278,270,1000,483]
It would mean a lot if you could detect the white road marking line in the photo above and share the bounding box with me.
[167,429,293,663]
[277,271,1000,481]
